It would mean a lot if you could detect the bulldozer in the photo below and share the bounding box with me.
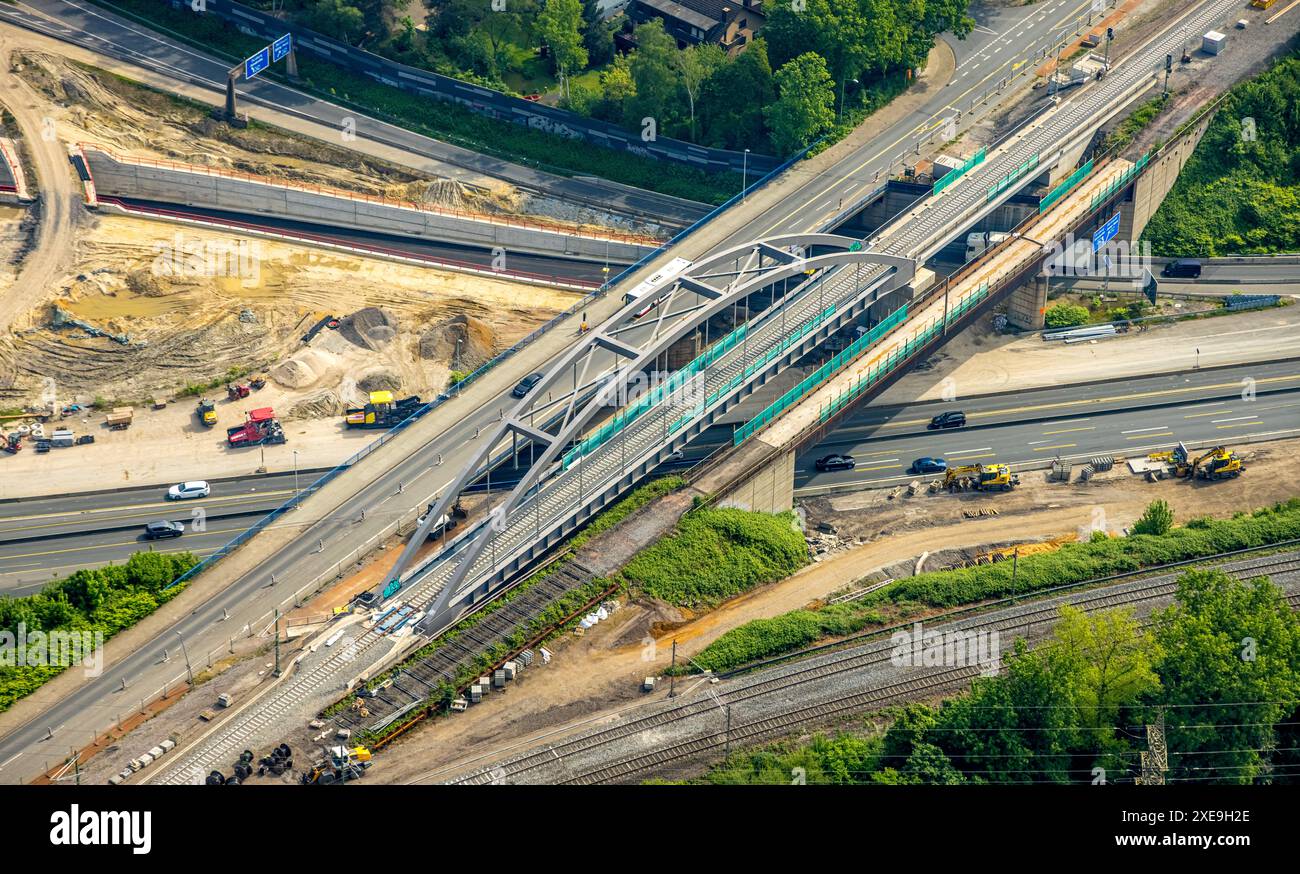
[301,745,372,785]
[942,463,1019,492]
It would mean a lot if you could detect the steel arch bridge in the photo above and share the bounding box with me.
[377,233,916,633]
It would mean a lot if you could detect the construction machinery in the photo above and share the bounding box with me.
[226,407,287,447]
[196,398,217,427]
[301,745,371,785]
[942,463,1019,492]
[1152,443,1245,480]
[344,391,422,429]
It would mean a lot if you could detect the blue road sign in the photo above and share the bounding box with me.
[1092,212,1121,252]
[272,33,293,63]
[244,46,271,80]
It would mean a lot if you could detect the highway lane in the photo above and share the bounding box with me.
[0,0,708,226]
[0,0,1128,783]
[796,387,1300,494]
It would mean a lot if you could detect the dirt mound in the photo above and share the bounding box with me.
[418,314,497,369]
[270,348,336,389]
[358,371,401,393]
[124,269,164,296]
[339,307,397,351]
[286,389,342,420]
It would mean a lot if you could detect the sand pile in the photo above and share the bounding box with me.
[339,306,398,351]
[419,314,497,370]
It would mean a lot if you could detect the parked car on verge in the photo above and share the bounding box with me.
[143,520,184,539]
[910,457,948,474]
[512,372,544,399]
[166,481,211,500]
[928,411,967,430]
[815,453,856,472]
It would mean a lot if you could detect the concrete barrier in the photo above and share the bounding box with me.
[81,145,657,262]
[0,137,31,202]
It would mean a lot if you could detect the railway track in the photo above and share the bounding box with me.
[447,551,1300,785]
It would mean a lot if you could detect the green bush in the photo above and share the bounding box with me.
[1044,303,1089,329]
[1132,499,1174,536]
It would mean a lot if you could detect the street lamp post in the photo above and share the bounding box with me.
[292,449,300,509]
[175,631,194,686]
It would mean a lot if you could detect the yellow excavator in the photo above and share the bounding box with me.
[942,463,1019,492]
[1151,443,1245,481]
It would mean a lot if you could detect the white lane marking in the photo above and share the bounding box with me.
[1121,426,1168,434]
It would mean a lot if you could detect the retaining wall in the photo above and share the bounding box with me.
[83,146,655,262]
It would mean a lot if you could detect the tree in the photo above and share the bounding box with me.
[1154,569,1300,783]
[580,0,615,66]
[1048,606,1162,741]
[698,39,775,150]
[305,0,366,43]
[539,0,588,98]
[626,19,680,132]
[766,52,836,156]
[675,43,726,141]
[1132,499,1175,536]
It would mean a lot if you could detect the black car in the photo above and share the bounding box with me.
[928,411,967,430]
[143,520,184,539]
[815,453,855,472]
[512,372,544,398]
[1161,258,1202,279]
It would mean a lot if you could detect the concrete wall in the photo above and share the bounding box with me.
[717,447,795,513]
[1120,111,1212,242]
[1006,274,1049,330]
[0,137,29,202]
[84,148,653,262]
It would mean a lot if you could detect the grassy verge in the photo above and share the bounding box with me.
[90,0,740,205]
[689,498,1300,674]
[0,552,199,711]
[620,508,808,609]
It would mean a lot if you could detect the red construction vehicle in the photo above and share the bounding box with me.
[227,383,251,400]
[226,407,287,447]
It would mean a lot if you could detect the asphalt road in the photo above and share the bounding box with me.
[0,0,1132,783]
[795,362,1300,493]
[0,472,310,594]
[0,0,709,226]
[109,197,626,285]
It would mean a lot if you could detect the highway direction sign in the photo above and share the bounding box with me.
[272,33,293,63]
[244,46,271,80]
[1092,212,1121,251]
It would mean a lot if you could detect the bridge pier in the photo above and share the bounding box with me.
[1006,274,1049,331]
[1118,111,1213,243]
[716,448,795,514]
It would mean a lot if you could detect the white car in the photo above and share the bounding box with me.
[167,481,211,501]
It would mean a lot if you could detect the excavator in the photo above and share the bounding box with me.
[942,463,1019,492]
[1150,442,1245,481]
